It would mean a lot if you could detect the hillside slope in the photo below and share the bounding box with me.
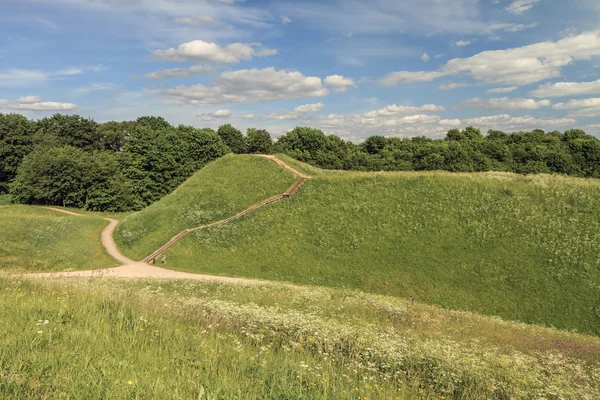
[0,205,117,272]
[137,155,600,334]
[114,154,297,260]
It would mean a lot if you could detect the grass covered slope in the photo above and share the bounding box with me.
[2,277,599,399]
[114,155,297,260]
[0,206,117,272]
[166,160,600,334]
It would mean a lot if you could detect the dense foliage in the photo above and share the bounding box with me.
[275,126,600,177]
[1,111,598,211]
[0,114,229,211]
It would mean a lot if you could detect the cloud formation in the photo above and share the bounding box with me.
[530,79,600,98]
[153,40,277,63]
[4,95,77,111]
[506,0,540,15]
[161,67,330,104]
[457,97,552,110]
[380,31,600,87]
[324,75,358,92]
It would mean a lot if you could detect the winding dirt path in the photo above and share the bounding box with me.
[22,155,308,284]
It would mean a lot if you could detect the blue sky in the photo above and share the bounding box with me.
[1,0,599,141]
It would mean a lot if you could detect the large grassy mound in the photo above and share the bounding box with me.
[0,206,117,272]
[145,155,600,334]
[114,154,297,260]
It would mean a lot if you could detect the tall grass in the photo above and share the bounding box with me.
[0,206,117,272]
[2,276,598,399]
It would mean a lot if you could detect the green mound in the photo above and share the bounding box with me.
[0,206,117,272]
[156,157,600,334]
[114,155,297,260]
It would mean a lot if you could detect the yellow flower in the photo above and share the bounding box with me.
[127,381,133,385]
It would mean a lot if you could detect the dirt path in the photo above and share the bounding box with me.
[256,154,311,179]
[102,218,136,265]
[44,207,85,217]
[21,155,305,284]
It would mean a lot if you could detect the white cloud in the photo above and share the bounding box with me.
[264,102,325,120]
[7,95,77,111]
[294,102,325,113]
[242,114,256,119]
[438,82,475,90]
[506,0,540,15]
[566,108,600,118]
[380,70,448,86]
[553,98,600,110]
[421,53,430,62]
[460,114,576,130]
[281,16,292,24]
[324,75,358,92]
[146,65,215,80]
[17,95,42,104]
[380,31,600,87]
[550,95,600,117]
[174,16,220,25]
[486,86,518,94]
[197,109,232,120]
[457,97,552,110]
[161,67,330,104]
[455,40,471,47]
[486,22,538,33]
[530,79,600,97]
[363,104,446,117]
[439,119,462,127]
[152,40,277,63]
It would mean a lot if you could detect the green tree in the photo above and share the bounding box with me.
[34,114,100,150]
[218,124,246,154]
[246,128,273,154]
[0,114,34,193]
[11,146,90,208]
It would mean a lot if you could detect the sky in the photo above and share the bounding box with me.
[1,0,599,142]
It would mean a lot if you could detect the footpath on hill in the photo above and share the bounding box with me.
[21,155,309,283]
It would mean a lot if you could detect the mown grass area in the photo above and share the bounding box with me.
[0,206,117,272]
[1,276,598,399]
[156,157,600,335]
[114,154,297,260]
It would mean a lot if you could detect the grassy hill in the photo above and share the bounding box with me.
[117,154,600,334]
[2,275,598,399]
[114,154,297,260]
[0,205,117,272]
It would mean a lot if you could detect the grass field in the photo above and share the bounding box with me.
[114,154,297,261]
[1,276,598,399]
[0,205,117,272]
[116,155,600,334]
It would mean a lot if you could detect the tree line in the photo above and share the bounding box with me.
[274,126,600,178]
[1,113,599,211]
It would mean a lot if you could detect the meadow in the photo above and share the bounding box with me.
[1,276,599,399]
[0,205,117,272]
[115,155,600,334]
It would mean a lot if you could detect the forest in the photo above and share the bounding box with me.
[1,112,599,211]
